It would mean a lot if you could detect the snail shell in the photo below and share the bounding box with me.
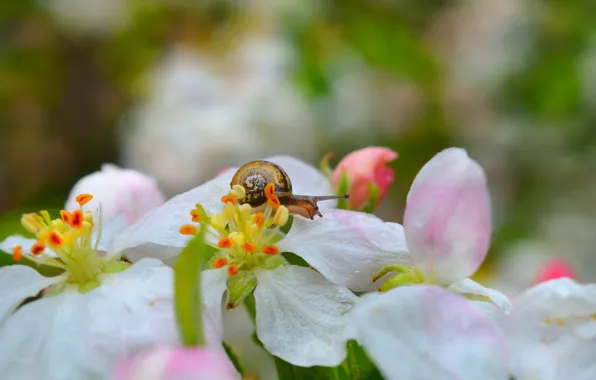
[230,160,349,219]
[230,160,292,207]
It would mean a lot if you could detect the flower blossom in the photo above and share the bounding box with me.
[348,278,596,380]
[64,164,166,250]
[331,146,398,210]
[112,346,239,380]
[0,195,192,380]
[114,155,412,367]
[534,258,577,284]
[373,148,511,313]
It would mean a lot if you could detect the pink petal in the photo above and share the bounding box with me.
[404,148,491,284]
[112,346,239,380]
[331,147,398,209]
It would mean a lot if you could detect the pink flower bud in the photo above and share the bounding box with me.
[534,258,577,284]
[112,346,239,380]
[331,147,398,210]
[65,164,165,226]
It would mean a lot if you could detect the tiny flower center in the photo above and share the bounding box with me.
[13,194,129,292]
[181,184,289,278]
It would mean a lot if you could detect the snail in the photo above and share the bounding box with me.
[230,160,349,219]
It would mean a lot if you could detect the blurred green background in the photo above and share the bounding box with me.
[2,0,596,291]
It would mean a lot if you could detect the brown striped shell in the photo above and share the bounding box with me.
[230,160,293,207]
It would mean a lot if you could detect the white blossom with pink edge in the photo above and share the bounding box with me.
[110,155,411,367]
[115,155,411,292]
[111,346,240,380]
[0,164,166,258]
[375,147,511,313]
[349,279,596,380]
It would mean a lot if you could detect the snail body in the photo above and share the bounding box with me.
[230,160,348,219]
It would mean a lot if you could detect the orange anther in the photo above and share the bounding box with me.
[76,194,93,207]
[264,183,276,199]
[213,257,228,268]
[242,242,256,253]
[48,231,64,247]
[262,245,279,255]
[218,237,232,249]
[228,264,239,276]
[267,195,280,210]
[70,210,83,229]
[30,242,46,255]
[179,224,197,235]
[221,195,237,205]
[12,246,22,261]
[190,209,201,223]
[254,213,265,229]
[60,210,72,224]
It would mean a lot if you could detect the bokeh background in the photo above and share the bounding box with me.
[1,0,595,302]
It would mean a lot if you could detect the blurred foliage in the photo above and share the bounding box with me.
[2,0,596,278]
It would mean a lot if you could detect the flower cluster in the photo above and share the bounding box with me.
[0,148,594,380]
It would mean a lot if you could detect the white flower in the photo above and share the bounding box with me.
[65,164,166,250]
[349,278,596,380]
[0,195,220,380]
[372,147,511,313]
[0,166,165,257]
[114,155,410,366]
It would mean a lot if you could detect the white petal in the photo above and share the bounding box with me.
[0,235,57,258]
[254,266,358,367]
[404,148,491,284]
[449,278,513,314]
[264,155,336,210]
[507,278,596,379]
[201,268,228,347]
[0,265,61,325]
[111,169,235,261]
[556,341,596,380]
[0,261,179,380]
[278,210,412,291]
[349,285,508,380]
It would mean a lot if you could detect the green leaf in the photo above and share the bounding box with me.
[222,341,245,375]
[319,153,335,178]
[281,252,310,267]
[362,183,381,214]
[174,223,209,347]
[337,171,351,210]
[343,340,383,379]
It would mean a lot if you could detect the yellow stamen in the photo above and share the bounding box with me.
[70,210,84,229]
[264,183,276,199]
[262,245,279,255]
[190,209,201,223]
[30,242,45,256]
[254,213,265,229]
[48,231,64,247]
[21,213,41,234]
[228,264,239,276]
[229,232,245,247]
[230,185,246,200]
[221,195,237,205]
[242,242,256,253]
[213,257,228,268]
[179,224,197,235]
[274,206,289,226]
[218,237,232,249]
[76,193,93,206]
[60,210,72,224]
[12,246,22,261]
